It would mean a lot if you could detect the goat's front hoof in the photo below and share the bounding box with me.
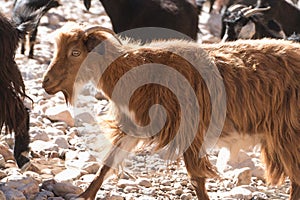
[16,154,30,169]
[70,196,90,200]
[67,194,86,200]
[74,192,96,200]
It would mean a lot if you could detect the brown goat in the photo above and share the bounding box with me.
[42,23,300,200]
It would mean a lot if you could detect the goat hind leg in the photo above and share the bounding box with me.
[28,27,38,58]
[20,38,26,55]
[183,149,214,200]
[77,135,140,199]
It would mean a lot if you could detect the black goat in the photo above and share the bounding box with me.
[221,4,286,41]
[220,0,300,41]
[12,0,60,58]
[83,0,199,41]
[207,0,257,13]
[258,0,300,36]
[0,9,41,169]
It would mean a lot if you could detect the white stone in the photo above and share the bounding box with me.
[54,168,82,182]
[117,179,137,189]
[30,140,59,152]
[223,185,255,199]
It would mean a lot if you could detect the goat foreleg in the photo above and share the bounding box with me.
[14,106,30,169]
[77,135,140,200]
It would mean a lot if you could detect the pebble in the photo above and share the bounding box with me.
[0,142,14,161]
[80,162,100,174]
[34,190,55,199]
[30,128,50,142]
[52,182,83,197]
[180,193,193,200]
[108,195,124,200]
[234,167,252,186]
[161,179,172,186]
[136,178,152,188]
[53,136,69,149]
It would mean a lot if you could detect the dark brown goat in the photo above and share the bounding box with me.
[0,12,31,169]
[12,0,60,58]
[83,0,199,41]
[42,23,300,200]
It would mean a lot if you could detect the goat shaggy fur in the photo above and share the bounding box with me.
[42,23,300,200]
[0,12,30,169]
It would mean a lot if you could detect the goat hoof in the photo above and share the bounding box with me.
[16,154,30,169]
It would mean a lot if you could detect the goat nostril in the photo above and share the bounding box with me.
[43,76,50,84]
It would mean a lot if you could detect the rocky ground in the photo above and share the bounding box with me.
[0,0,292,199]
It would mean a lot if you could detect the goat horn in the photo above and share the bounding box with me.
[227,4,246,12]
[242,6,271,18]
[240,6,253,13]
[84,26,122,45]
[84,26,116,36]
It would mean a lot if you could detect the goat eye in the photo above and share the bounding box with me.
[72,50,81,57]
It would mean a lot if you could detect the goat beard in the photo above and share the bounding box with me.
[62,90,71,105]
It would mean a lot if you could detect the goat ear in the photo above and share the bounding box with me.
[84,34,106,54]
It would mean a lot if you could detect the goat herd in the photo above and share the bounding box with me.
[1,0,300,199]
